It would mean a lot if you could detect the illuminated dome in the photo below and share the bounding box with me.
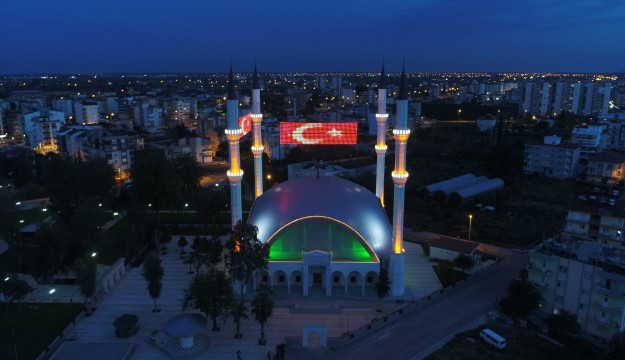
[247,176,392,263]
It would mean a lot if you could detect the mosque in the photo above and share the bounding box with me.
[225,63,410,297]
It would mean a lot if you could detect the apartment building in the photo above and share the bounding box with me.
[562,195,625,246]
[528,239,625,340]
[524,135,581,179]
[586,151,625,184]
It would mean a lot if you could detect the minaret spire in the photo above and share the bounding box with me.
[252,60,259,90]
[228,60,237,100]
[226,61,243,229]
[398,59,407,100]
[374,59,389,206]
[251,61,264,198]
[389,60,410,297]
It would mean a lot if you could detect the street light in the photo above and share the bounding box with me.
[91,252,97,258]
[468,214,473,242]
[457,109,461,121]
[49,288,56,302]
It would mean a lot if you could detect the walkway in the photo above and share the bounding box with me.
[66,237,405,360]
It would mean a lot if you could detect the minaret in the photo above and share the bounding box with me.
[375,62,388,206]
[389,62,410,297]
[251,63,264,199]
[226,63,244,228]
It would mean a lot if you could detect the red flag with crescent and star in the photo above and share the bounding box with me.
[280,122,358,145]
[239,112,253,136]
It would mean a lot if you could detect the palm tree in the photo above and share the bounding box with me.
[251,284,274,345]
[374,265,391,312]
[142,253,164,312]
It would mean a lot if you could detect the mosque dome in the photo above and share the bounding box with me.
[247,176,392,263]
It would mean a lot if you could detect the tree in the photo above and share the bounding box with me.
[72,256,97,306]
[182,268,234,331]
[188,236,210,274]
[142,253,164,312]
[207,236,223,269]
[195,188,227,234]
[448,192,463,208]
[132,150,182,239]
[251,284,274,345]
[225,221,269,338]
[453,255,475,274]
[374,265,391,312]
[42,157,114,224]
[177,236,188,255]
[608,330,625,360]
[172,154,201,201]
[1,276,34,316]
[499,278,542,318]
[545,310,580,336]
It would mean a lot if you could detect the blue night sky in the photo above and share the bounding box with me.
[1,0,624,74]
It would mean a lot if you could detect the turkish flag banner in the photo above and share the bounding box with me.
[239,112,253,136]
[280,122,358,145]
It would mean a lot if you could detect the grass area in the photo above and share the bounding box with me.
[426,323,607,360]
[147,211,231,225]
[0,302,84,360]
[399,122,578,248]
[95,218,136,265]
[16,207,50,224]
[432,261,468,287]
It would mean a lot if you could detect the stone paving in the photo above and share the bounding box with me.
[55,235,442,360]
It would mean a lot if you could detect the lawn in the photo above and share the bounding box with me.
[400,121,578,248]
[432,261,469,287]
[426,323,606,360]
[0,302,83,360]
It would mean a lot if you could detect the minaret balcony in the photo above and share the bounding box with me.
[251,114,263,122]
[225,128,243,141]
[375,145,388,154]
[251,145,265,154]
[376,113,388,119]
[391,171,409,184]
[227,170,244,182]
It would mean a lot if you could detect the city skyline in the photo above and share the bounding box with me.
[1,0,624,74]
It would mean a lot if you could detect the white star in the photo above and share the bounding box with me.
[328,128,342,137]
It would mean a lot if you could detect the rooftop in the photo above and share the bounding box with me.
[428,236,480,255]
[588,151,625,164]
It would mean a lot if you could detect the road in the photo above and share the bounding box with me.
[328,248,527,360]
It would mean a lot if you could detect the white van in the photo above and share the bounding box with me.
[479,328,506,349]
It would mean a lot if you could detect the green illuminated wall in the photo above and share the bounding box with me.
[268,218,376,262]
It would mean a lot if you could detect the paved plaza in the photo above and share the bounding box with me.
[45,234,442,359]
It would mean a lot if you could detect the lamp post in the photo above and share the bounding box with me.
[457,109,461,121]
[468,214,473,242]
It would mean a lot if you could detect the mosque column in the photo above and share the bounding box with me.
[303,265,309,296]
[287,272,291,294]
[361,273,365,295]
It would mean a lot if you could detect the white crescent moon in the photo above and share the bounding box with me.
[292,123,323,144]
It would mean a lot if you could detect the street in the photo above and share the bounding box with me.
[328,248,527,360]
